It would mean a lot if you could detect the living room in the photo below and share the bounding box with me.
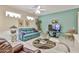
[0,5,79,53]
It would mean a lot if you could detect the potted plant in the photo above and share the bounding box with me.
[36,19,42,31]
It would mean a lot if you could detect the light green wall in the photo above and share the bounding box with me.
[39,8,79,33]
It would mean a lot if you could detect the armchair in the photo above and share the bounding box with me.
[0,38,41,53]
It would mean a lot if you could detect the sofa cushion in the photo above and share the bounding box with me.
[25,31,34,34]
[19,28,34,31]
[24,32,40,38]
[20,30,34,34]
[33,28,38,32]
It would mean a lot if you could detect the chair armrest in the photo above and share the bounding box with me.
[57,42,70,53]
[0,38,6,44]
[23,47,41,53]
[12,44,23,53]
[34,49,41,53]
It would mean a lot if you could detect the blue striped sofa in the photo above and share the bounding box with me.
[18,28,40,41]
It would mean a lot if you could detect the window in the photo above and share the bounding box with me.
[6,11,21,18]
[26,16,34,20]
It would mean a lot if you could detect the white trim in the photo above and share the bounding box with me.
[78,12,79,34]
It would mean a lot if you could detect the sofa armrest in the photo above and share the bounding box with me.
[12,44,23,53]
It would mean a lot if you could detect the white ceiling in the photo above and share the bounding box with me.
[8,5,79,16]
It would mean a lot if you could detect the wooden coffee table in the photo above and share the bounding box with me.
[33,38,56,49]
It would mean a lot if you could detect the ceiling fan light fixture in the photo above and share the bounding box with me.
[37,6,40,9]
[35,10,40,14]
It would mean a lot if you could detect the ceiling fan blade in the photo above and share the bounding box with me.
[40,9,46,11]
[37,6,40,9]
[31,5,40,9]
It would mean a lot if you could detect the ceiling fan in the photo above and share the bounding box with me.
[31,5,46,14]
